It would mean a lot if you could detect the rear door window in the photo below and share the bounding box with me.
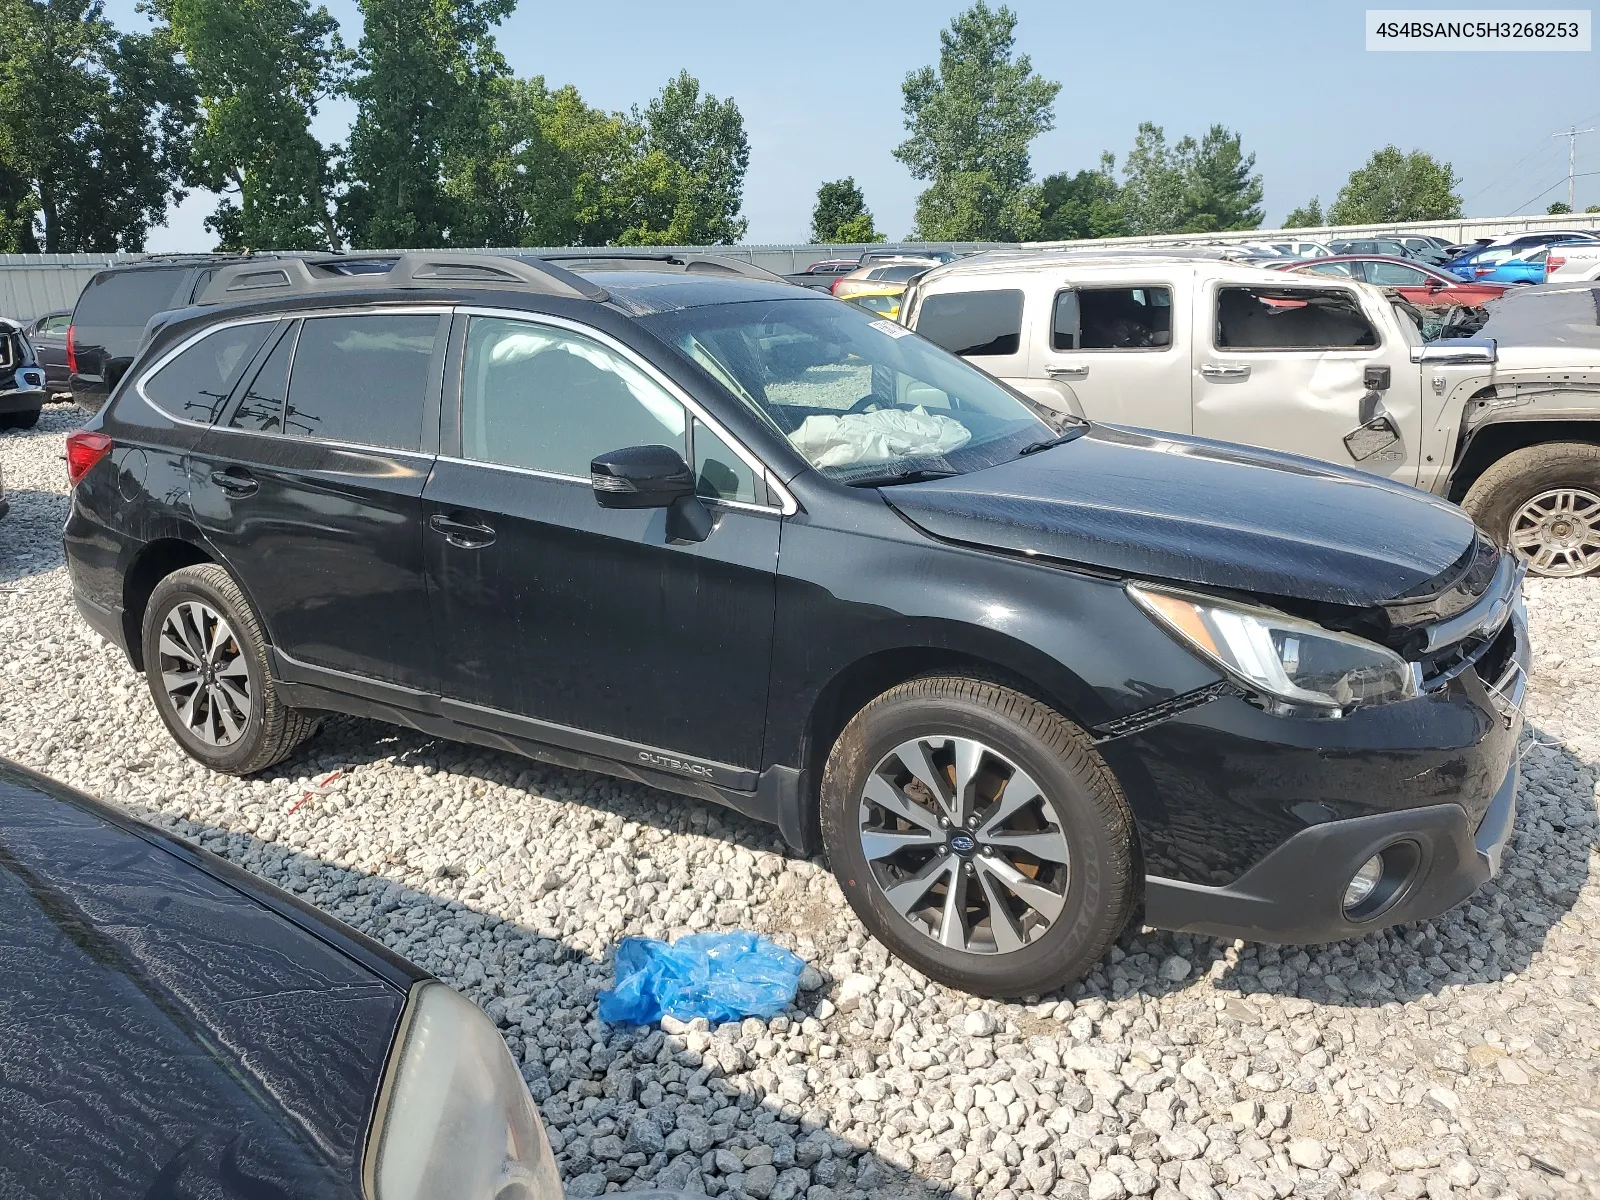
[1215,286,1378,350]
[228,324,296,433]
[1054,286,1173,350]
[916,290,1024,357]
[1365,262,1431,286]
[142,321,276,423]
[282,314,441,450]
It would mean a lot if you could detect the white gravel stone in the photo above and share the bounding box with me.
[5,408,1600,1196]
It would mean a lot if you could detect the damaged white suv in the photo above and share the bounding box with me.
[902,254,1600,577]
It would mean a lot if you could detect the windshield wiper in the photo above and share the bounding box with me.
[1018,424,1090,456]
[843,467,961,488]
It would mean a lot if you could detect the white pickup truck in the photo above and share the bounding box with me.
[1547,240,1600,283]
[900,253,1600,576]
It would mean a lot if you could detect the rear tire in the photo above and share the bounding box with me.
[819,676,1137,998]
[0,408,41,430]
[141,564,316,775]
[1461,442,1600,577]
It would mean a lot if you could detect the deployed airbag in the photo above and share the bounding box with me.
[789,405,972,468]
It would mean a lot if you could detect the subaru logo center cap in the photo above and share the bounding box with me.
[948,833,977,855]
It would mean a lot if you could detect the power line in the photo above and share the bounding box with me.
[1512,169,1600,214]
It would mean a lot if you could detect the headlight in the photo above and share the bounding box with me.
[366,981,561,1200]
[1128,583,1417,716]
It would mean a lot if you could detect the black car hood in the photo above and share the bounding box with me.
[885,425,1476,606]
[0,761,408,1198]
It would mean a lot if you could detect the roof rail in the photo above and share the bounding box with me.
[195,252,609,306]
[537,251,785,282]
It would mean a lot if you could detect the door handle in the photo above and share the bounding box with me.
[1045,364,1090,380]
[1200,363,1251,379]
[429,512,496,549]
[209,469,258,497]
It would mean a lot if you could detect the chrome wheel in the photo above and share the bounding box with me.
[1509,487,1600,577]
[858,735,1071,955]
[157,600,252,747]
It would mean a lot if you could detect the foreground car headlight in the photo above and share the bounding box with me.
[1128,583,1417,716]
[366,981,561,1200]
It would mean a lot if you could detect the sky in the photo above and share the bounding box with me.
[102,0,1600,252]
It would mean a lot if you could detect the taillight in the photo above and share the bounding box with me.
[1547,256,1565,273]
[65,430,111,486]
[66,324,77,374]
[830,278,843,295]
[1474,267,1494,277]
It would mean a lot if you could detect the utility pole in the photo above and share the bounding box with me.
[1552,126,1595,210]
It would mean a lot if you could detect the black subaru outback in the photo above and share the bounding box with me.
[63,252,1527,997]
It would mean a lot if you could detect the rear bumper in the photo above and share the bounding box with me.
[1143,758,1517,943]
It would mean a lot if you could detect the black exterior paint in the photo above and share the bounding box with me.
[63,270,1527,933]
[0,761,413,1199]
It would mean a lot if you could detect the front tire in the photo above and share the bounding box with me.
[141,564,316,774]
[1461,442,1600,577]
[819,677,1137,998]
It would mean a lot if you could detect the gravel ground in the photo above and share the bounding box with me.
[3,407,1599,1200]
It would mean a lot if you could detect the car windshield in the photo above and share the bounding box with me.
[643,298,1056,485]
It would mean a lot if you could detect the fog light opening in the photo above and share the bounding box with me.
[1341,841,1421,922]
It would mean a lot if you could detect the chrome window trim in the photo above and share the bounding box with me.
[454,305,798,516]
[433,454,783,519]
[134,306,454,431]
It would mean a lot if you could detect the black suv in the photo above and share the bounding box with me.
[64,252,1528,996]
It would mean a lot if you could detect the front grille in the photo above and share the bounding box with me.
[1417,597,1516,690]
[1385,533,1502,632]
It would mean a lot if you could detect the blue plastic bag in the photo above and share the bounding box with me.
[597,931,805,1026]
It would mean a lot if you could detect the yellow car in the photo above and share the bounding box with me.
[843,286,903,321]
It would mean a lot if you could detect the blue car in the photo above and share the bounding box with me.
[1442,245,1550,285]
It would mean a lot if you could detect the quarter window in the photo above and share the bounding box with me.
[1215,287,1377,350]
[229,325,294,433]
[460,316,686,477]
[1054,287,1173,350]
[916,290,1024,357]
[143,322,275,423]
[283,314,439,450]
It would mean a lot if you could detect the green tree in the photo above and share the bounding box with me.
[1588,205,1600,214]
[1118,123,1186,235]
[0,0,195,251]
[1547,201,1572,215]
[1327,146,1461,224]
[1283,197,1324,227]
[811,177,881,242]
[1178,124,1262,232]
[154,0,349,250]
[895,2,1060,240]
[1037,154,1124,240]
[621,71,749,245]
[340,0,514,248]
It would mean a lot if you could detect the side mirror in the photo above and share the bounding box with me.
[590,445,696,509]
[1410,338,1496,365]
[590,445,713,543]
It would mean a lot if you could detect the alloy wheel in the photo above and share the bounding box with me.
[157,600,252,747]
[1509,487,1600,577]
[858,735,1071,955]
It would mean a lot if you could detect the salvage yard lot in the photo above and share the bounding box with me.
[3,406,1599,1200]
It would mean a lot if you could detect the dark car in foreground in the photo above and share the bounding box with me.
[64,251,1528,996]
[0,758,563,1200]
[0,316,47,429]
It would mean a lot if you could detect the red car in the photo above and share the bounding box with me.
[1272,255,1510,307]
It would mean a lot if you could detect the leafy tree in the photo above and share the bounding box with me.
[1327,146,1461,225]
[621,71,749,245]
[1037,155,1124,240]
[1118,123,1186,235]
[1547,201,1572,215]
[812,177,881,242]
[0,0,195,251]
[895,2,1060,240]
[1283,197,1324,227]
[340,0,514,249]
[1179,125,1262,232]
[154,0,349,250]
[1588,205,1600,214]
